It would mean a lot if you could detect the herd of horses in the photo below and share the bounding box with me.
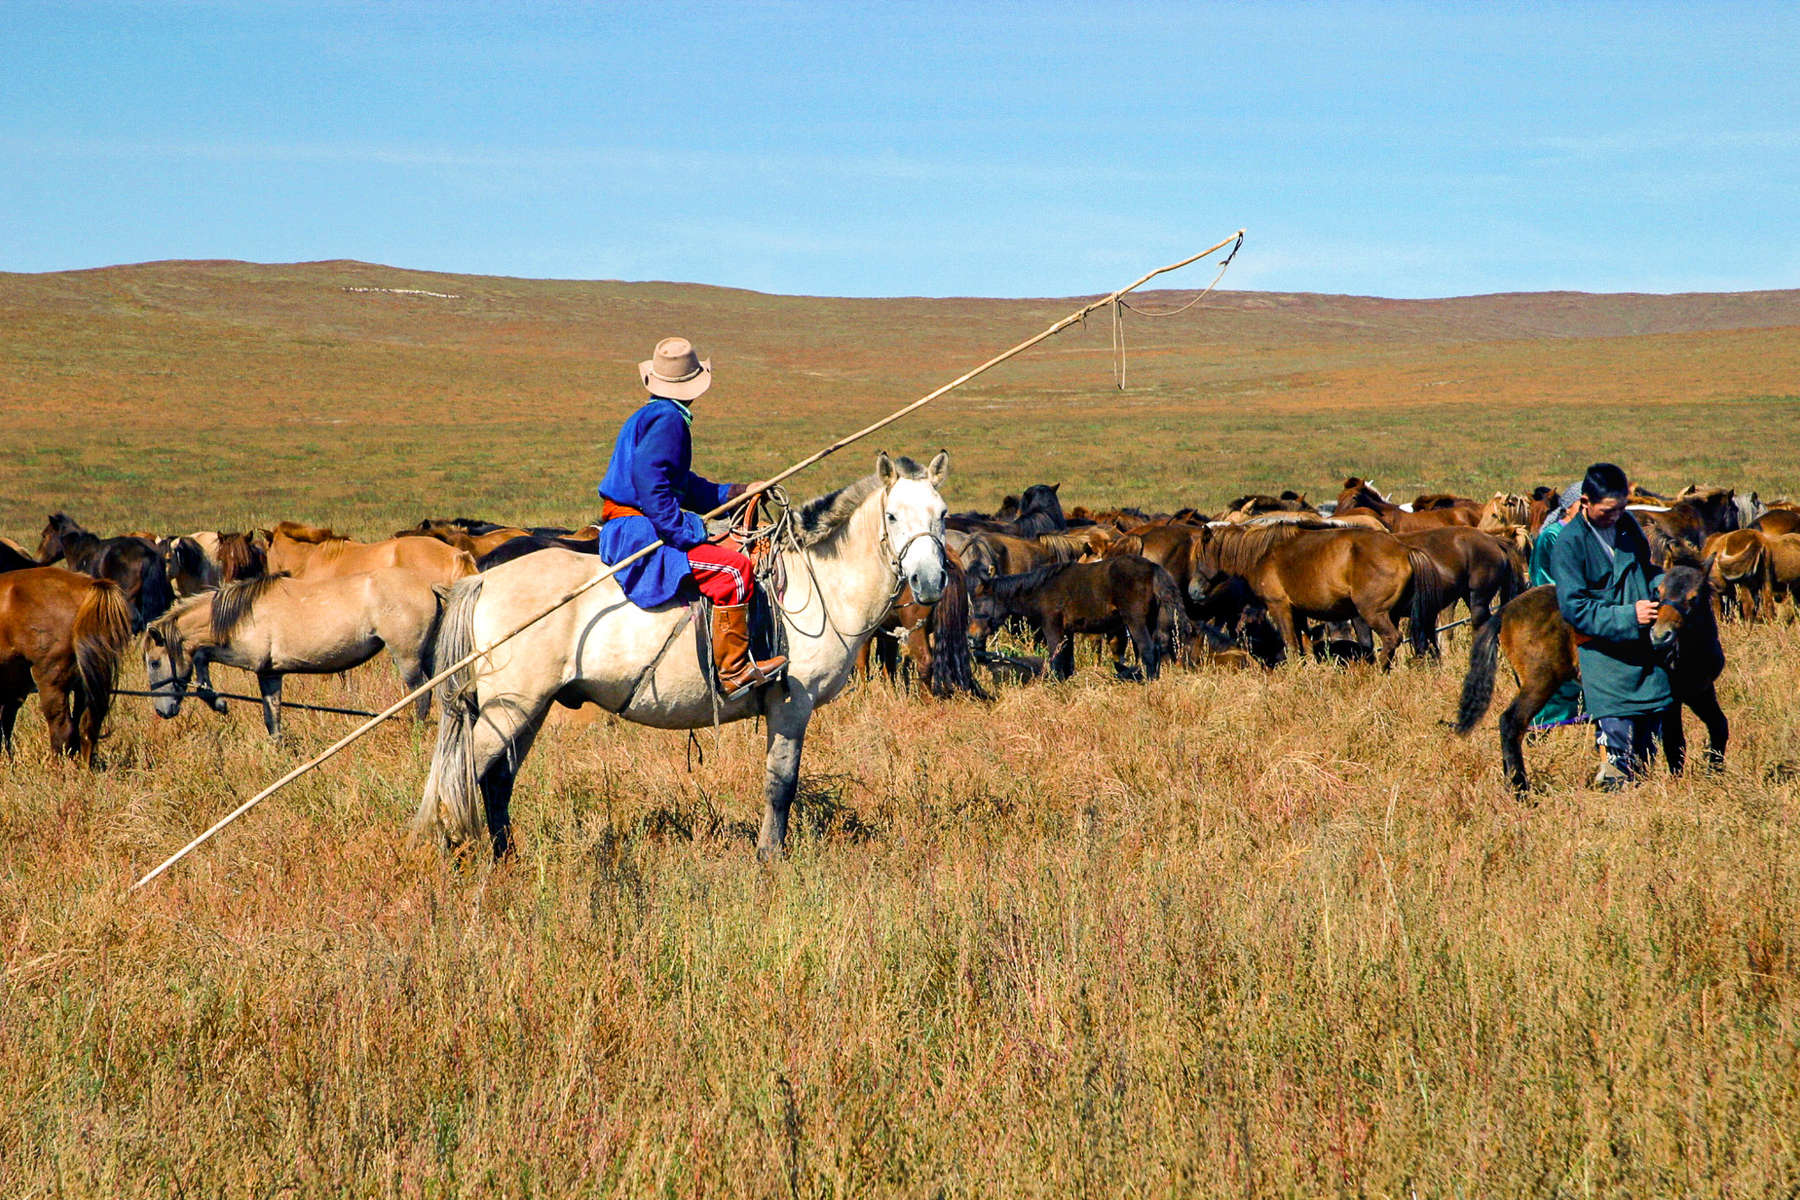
[1,467,1794,852]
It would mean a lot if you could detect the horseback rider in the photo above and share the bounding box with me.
[596,337,787,699]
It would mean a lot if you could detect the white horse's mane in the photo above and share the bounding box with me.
[794,457,930,549]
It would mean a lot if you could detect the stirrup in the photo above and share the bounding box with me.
[719,658,787,701]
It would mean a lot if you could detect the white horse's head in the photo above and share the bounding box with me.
[877,449,949,604]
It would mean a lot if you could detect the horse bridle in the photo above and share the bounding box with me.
[775,482,947,642]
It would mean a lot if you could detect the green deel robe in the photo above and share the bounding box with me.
[1547,512,1671,720]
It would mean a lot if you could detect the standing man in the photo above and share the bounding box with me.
[597,337,787,700]
[1546,462,1670,789]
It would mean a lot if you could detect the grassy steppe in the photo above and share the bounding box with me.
[1,262,1798,1197]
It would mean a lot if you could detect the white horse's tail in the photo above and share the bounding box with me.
[414,575,485,848]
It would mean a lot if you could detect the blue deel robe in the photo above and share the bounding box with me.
[596,398,733,608]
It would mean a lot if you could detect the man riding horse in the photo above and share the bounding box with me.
[597,337,787,699]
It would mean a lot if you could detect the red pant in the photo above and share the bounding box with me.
[687,542,753,605]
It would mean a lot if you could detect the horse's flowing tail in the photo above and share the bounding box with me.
[1498,540,1527,607]
[925,554,992,701]
[1454,606,1505,735]
[416,575,486,848]
[1150,563,1194,666]
[1405,548,1445,656]
[71,579,132,722]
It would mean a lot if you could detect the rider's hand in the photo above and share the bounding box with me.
[1634,599,1658,626]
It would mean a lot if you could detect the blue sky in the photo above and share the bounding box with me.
[3,1,1796,297]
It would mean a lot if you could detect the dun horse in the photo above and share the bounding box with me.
[145,569,449,738]
[0,567,134,764]
[1454,549,1727,792]
[414,451,950,860]
[267,522,477,587]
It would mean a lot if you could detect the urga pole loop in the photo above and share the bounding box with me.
[130,228,1246,893]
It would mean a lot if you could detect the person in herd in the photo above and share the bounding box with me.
[596,336,787,699]
[1526,479,1586,731]
[1546,461,1671,790]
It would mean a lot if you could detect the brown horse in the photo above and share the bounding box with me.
[1189,523,1441,669]
[1333,479,1478,533]
[1397,526,1526,640]
[1701,529,1769,620]
[268,521,477,586]
[36,513,175,632]
[1,537,38,574]
[968,556,1189,680]
[0,568,134,764]
[1752,508,1800,538]
[1454,550,1727,792]
[1637,486,1740,559]
[397,519,532,558]
[1763,533,1800,613]
[860,548,990,699]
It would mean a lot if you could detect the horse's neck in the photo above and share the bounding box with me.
[784,497,895,645]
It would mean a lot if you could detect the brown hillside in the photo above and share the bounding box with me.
[1,260,1796,536]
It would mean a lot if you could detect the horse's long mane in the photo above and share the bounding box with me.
[794,458,929,551]
[210,573,288,643]
[274,520,349,545]
[1032,532,1092,560]
[216,531,267,581]
[1202,523,1313,577]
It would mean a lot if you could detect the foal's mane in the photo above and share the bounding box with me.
[794,458,929,550]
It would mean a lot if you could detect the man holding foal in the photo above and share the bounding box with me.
[1546,462,1670,788]
[595,337,786,700]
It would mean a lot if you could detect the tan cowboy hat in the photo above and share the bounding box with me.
[639,336,712,402]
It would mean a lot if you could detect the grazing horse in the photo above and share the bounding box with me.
[1397,526,1526,640]
[1701,529,1769,620]
[0,568,134,764]
[36,513,175,632]
[946,483,1066,537]
[967,556,1189,681]
[267,521,477,587]
[1334,479,1479,533]
[413,451,950,860]
[1454,550,1727,792]
[144,569,449,738]
[1189,523,1441,669]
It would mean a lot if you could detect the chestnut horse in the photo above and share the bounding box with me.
[1397,526,1526,640]
[0,567,134,764]
[861,548,990,699]
[1334,479,1479,534]
[1188,523,1442,669]
[1454,549,1726,792]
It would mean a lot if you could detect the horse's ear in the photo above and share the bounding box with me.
[1050,482,1061,493]
[876,451,896,486]
[927,449,950,486]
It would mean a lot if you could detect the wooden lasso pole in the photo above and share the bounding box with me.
[130,229,1246,892]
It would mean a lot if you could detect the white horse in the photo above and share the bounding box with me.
[413,451,950,859]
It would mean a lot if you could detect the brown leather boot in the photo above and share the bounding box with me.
[712,602,787,699]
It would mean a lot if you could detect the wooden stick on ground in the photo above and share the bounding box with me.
[130,229,1247,892]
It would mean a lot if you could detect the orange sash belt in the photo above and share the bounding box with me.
[600,497,644,523]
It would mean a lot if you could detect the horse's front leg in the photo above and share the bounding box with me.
[758,688,814,860]
[257,671,283,739]
[194,654,229,714]
[1662,702,1688,775]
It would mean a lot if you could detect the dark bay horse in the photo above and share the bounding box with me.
[36,513,175,632]
[1188,523,1441,669]
[0,567,134,764]
[1,537,38,574]
[862,548,990,699]
[1638,485,1740,559]
[968,556,1189,680]
[1454,549,1726,793]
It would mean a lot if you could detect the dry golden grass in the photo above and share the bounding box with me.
[1,262,1798,1196]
